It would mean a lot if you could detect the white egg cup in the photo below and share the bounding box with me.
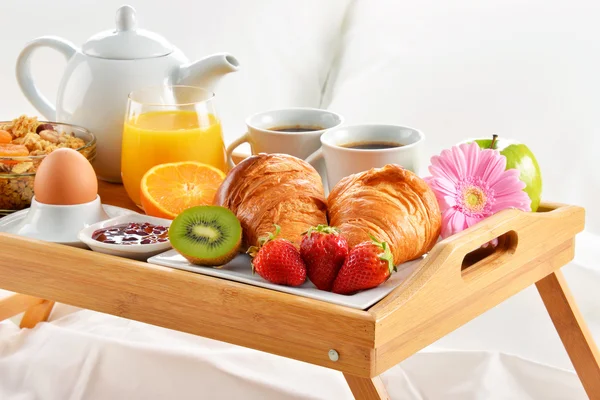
[13,195,109,247]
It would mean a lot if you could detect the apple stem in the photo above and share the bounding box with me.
[490,134,498,149]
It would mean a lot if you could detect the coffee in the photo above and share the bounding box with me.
[269,126,324,133]
[341,141,403,150]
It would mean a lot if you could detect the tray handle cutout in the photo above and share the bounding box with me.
[442,203,582,282]
[370,203,585,321]
[461,230,519,276]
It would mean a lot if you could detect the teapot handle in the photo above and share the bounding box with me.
[16,36,78,120]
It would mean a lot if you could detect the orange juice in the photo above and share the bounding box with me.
[122,110,226,206]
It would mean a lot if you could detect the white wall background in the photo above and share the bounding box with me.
[0,0,350,136]
[1,0,599,233]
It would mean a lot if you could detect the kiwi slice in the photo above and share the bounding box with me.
[168,206,242,266]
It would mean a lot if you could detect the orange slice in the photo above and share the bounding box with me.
[140,161,226,219]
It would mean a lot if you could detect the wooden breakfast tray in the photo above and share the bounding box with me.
[1,180,599,400]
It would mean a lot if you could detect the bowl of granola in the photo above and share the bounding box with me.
[0,115,96,215]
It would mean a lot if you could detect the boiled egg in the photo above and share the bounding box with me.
[34,148,98,205]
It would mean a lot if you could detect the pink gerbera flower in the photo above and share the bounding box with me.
[425,142,531,239]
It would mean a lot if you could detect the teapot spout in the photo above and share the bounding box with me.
[173,53,239,91]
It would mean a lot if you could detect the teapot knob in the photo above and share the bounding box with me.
[116,5,137,32]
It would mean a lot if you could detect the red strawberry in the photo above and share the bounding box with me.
[332,236,396,295]
[300,225,349,291]
[247,225,306,286]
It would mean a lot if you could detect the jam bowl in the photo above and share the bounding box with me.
[78,214,172,260]
[0,121,96,215]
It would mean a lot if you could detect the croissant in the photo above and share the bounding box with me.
[214,153,328,250]
[328,164,442,265]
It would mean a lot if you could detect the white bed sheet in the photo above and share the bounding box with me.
[0,234,598,399]
[0,314,588,400]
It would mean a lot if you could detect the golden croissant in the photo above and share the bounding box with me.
[328,164,442,265]
[214,153,328,250]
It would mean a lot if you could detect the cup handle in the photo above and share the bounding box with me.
[226,133,250,168]
[305,147,323,167]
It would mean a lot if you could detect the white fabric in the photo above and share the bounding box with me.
[1,0,600,399]
[0,312,589,399]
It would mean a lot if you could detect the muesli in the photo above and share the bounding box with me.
[0,115,87,211]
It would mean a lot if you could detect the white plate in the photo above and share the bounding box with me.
[0,204,136,238]
[78,214,172,260]
[148,250,424,310]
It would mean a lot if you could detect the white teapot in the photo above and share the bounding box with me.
[16,5,239,182]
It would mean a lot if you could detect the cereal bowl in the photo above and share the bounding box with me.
[0,117,96,215]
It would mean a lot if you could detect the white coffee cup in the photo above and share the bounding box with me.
[305,124,424,190]
[226,107,344,169]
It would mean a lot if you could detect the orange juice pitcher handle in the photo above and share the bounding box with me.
[226,133,250,168]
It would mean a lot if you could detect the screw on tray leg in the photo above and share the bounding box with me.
[328,349,339,362]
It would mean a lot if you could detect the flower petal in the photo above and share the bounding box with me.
[476,149,507,184]
[491,185,532,211]
[490,169,526,196]
[443,194,457,208]
[440,207,469,238]
[440,208,457,238]
[449,145,468,179]
[464,214,483,228]
[428,163,460,185]
[434,149,464,181]
[452,210,467,231]
[424,178,453,210]
[429,176,457,197]
[491,195,531,212]
[462,142,480,177]
[481,238,499,248]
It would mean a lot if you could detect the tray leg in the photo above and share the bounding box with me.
[0,293,44,322]
[19,300,55,329]
[536,270,600,399]
[343,373,390,400]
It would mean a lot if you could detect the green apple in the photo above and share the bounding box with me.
[474,135,542,212]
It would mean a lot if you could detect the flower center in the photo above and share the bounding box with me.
[455,178,495,217]
[463,186,487,211]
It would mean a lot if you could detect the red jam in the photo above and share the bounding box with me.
[92,222,169,245]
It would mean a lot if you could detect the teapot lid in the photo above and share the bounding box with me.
[82,5,173,60]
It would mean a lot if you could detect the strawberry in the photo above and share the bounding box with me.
[332,236,396,295]
[300,225,349,291]
[247,225,306,286]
